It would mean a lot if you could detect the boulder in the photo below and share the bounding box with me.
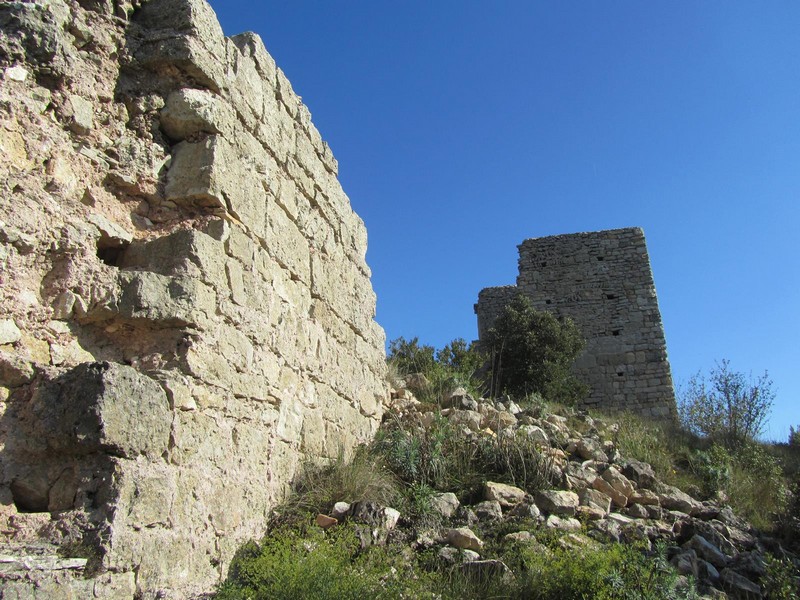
[536,490,579,516]
[592,475,628,508]
[446,527,484,551]
[0,319,22,345]
[658,485,702,516]
[575,437,608,462]
[331,502,351,520]
[720,568,762,599]
[442,387,478,411]
[545,515,582,531]
[508,502,541,520]
[684,535,728,569]
[518,425,549,446]
[621,459,657,488]
[474,500,503,521]
[430,493,460,519]
[630,488,660,506]
[485,481,526,507]
[458,559,514,585]
[579,488,611,517]
[601,467,634,499]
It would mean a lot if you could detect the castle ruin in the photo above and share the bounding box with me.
[475,228,676,418]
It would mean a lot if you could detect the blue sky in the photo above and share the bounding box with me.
[208,2,799,441]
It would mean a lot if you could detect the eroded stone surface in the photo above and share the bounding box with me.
[0,1,386,597]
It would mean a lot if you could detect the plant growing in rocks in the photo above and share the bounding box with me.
[679,359,775,448]
[484,294,587,403]
[387,336,486,404]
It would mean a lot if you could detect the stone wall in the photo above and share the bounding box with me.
[0,1,387,598]
[475,228,675,418]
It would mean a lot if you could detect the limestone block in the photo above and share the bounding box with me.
[228,44,265,130]
[134,0,230,93]
[29,362,170,459]
[446,527,483,551]
[230,32,277,84]
[65,94,93,134]
[0,319,21,345]
[256,100,295,164]
[113,271,216,328]
[485,481,526,507]
[165,136,231,209]
[535,490,579,516]
[265,198,310,283]
[160,88,236,141]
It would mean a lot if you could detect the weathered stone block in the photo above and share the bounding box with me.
[30,362,170,459]
[160,88,236,141]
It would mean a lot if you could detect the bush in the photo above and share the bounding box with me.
[678,360,775,448]
[516,540,697,600]
[790,425,800,447]
[387,337,486,404]
[387,337,437,377]
[215,524,442,600]
[484,294,587,403]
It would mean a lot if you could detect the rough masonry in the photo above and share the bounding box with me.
[475,228,675,418]
[0,1,387,597]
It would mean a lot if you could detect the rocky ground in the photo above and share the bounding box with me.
[302,381,798,599]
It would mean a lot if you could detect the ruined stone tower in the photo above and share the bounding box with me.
[475,228,675,417]
[0,0,386,597]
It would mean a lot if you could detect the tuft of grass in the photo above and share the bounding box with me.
[290,446,399,516]
[373,411,556,503]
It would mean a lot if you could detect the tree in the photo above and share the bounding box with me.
[678,359,775,447]
[387,337,436,376]
[485,294,587,403]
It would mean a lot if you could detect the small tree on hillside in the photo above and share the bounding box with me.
[679,359,775,448]
[485,294,587,403]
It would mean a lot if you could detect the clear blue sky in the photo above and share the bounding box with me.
[208,1,799,441]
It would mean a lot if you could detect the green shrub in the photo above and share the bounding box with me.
[687,445,732,498]
[387,337,437,376]
[725,441,789,531]
[761,554,800,600]
[215,524,442,600]
[387,337,486,404]
[484,294,587,403]
[470,431,557,495]
[678,360,775,448]
[611,411,683,482]
[373,413,453,488]
[517,541,697,600]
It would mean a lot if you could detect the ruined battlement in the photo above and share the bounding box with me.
[475,228,676,418]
